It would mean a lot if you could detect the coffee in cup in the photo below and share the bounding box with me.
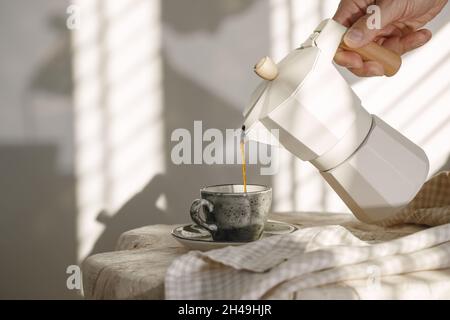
[189,184,272,242]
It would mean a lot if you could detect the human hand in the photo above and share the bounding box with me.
[333,0,448,76]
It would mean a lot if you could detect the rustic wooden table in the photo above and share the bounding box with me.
[82,212,450,300]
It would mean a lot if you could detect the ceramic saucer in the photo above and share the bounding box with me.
[171,220,297,251]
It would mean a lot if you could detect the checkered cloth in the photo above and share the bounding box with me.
[165,172,450,300]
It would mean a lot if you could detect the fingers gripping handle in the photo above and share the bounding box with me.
[340,42,402,77]
[313,19,402,77]
[190,199,218,233]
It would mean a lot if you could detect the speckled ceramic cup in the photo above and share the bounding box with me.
[190,184,272,242]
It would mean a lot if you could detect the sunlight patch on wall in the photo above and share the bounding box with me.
[269,0,293,212]
[71,0,163,260]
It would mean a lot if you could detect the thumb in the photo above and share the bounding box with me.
[344,4,396,48]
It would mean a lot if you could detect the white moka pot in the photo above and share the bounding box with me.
[243,19,429,224]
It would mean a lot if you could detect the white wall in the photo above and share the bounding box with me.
[0,0,77,299]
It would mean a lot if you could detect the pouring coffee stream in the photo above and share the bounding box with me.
[240,125,247,193]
